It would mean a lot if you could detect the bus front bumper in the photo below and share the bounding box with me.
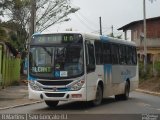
[28,86,87,101]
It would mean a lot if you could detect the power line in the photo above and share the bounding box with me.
[76,13,97,30]
[74,13,97,31]
[77,12,111,34]
[71,2,103,31]
[92,24,113,32]
[70,2,117,34]
[77,11,99,27]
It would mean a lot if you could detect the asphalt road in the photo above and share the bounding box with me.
[0,92,160,120]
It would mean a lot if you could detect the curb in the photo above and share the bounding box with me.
[0,100,43,111]
[136,89,160,96]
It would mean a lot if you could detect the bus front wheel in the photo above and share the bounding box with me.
[115,81,130,100]
[92,84,103,106]
[45,101,59,108]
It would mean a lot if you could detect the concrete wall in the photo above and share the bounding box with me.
[135,38,160,47]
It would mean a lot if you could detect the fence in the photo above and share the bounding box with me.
[0,42,20,88]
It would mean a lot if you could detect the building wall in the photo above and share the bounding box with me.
[147,19,160,38]
[120,18,160,65]
[131,23,143,41]
[128,19,160,64]
[130,19,160,47]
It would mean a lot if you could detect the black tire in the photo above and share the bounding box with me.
[92,85,103,106]
[115,94,123,101]
[115,81,130,101]
[45,101,59,108]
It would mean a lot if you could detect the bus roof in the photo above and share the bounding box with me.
[33,31,136,46]
[83,33,136,46]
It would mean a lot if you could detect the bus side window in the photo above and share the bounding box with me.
[129,46,133,65]
[132,47,137,65]
[85,41,95,73]
[111,44,119,64]
[94,41,103,65]
[119,45,126,64]
[126,46,132,65]
[103,43,111,64]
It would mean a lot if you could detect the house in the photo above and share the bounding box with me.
[118,16,160,63]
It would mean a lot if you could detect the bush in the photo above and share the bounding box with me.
[154,61,160,76]
[139,61,153,80]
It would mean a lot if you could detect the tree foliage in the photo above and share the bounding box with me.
[0,21,27,51]
[0,0,31,51]
[36,0,79,32]
[0,0,79,32]
[0,27,8,41]
[0,0,79,51]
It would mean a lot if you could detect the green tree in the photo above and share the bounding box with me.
[0,0,79,33]
[0,27,8,41]
[0,0,79,51]
[0,21,27,51]
[36,0,79,32]
[0,0,30,51]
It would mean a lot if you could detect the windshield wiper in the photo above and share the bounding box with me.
[42,47,52,57]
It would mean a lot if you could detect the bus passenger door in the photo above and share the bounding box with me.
[85,41,98,101]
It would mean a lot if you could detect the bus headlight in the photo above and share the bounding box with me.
[70,79,85,91]
[29,81,41,91]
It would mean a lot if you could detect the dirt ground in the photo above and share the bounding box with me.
[139,77,160,92]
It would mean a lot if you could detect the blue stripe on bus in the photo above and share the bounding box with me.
[100,35,109,42]
[104,64,112,81]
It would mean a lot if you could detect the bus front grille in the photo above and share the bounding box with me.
[45,93,65,97]
[37,80,73,86]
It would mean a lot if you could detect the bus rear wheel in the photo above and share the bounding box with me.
[115,81,130,100]
[45,101,59,108]
[92,85,103,106]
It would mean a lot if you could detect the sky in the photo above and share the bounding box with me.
[44,0,160,38]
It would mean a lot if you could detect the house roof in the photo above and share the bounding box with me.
[118,16,160,30]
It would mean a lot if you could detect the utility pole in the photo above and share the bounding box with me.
[111,25,114,37]
[30,0,36,36]
[143,0,147,73]
[99,17,102,35]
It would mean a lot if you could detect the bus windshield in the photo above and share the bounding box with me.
[29,44,84,79]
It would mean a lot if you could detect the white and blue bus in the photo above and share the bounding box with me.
[28,32,139,107]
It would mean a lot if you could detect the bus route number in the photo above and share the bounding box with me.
[63,35,74,42]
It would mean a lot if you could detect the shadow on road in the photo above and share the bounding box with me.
[35,97,119,112]
[31,96,138,114]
